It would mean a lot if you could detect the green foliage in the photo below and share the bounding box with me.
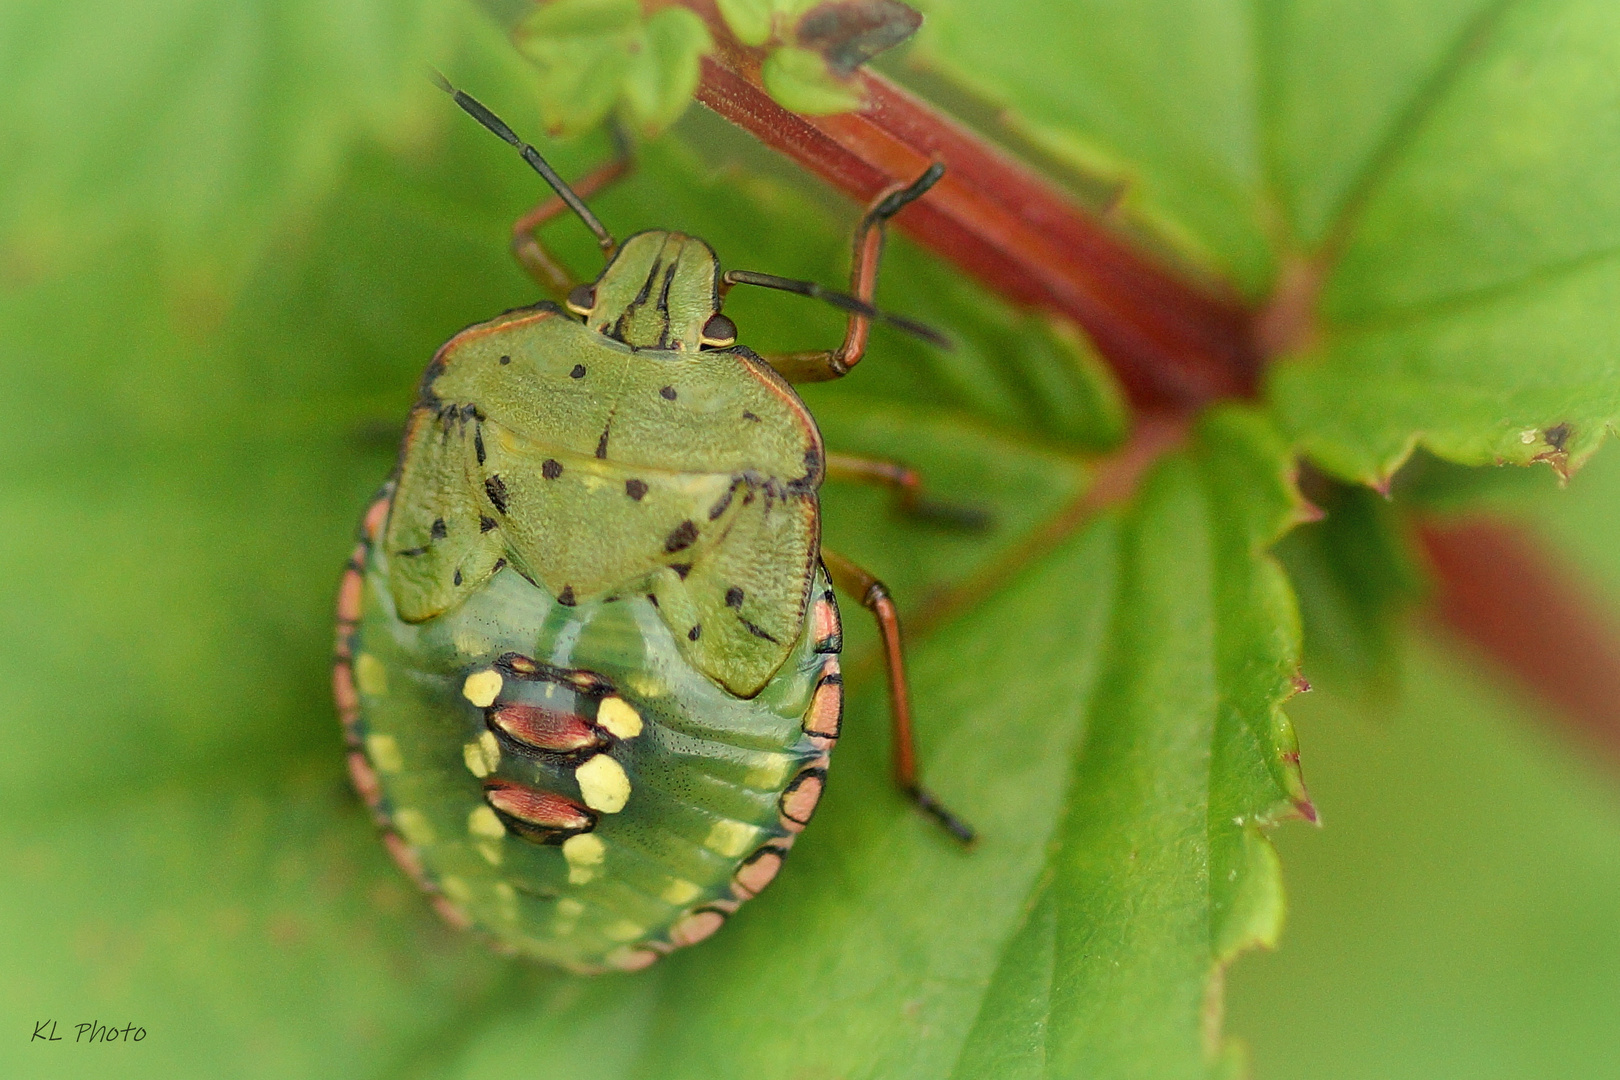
[0,0,460,292]
[1274,478,1424,697]
[716,0,814,47]
[512,0,711,136]
[761,45,864,114]
[714,0,876,115]
[1267,0,1620,484]
[4,0,1620,1078]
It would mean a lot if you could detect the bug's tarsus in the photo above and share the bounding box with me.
[906,497,993,533]
[866,160,945,226]
[430,69,617,255]
[722,269,952,349]
[907,785,977,847]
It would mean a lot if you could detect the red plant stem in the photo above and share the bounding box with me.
[671,2,1259,410]
[1419,518,1620,759]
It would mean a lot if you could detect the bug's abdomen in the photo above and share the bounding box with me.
[334,490,842,972]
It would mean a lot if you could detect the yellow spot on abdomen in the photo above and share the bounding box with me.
[462,669,503,708]
[595,697,643,739]
[468,805,506,840]
[704,819,758,858]
[462,731,500,777]
[575,754,631,813]
[392,808,435,846]
[604,920,645,942]
[453,628,491,656]
[744,755,792,789]
[365,733,403,774]
[661,878,701,906]
[562,833,605,884]
[627,673,664,698]
[355,653,387,696]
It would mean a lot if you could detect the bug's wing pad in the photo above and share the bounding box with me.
[391,309,823,698]
[385,407,507,621]
[647,485,818,698]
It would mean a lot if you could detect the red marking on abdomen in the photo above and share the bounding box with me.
[362,494,390,541]
[346,751,382,808]
[431,895,472,930]
[332,662,360,739]
[779,766,827,829]
[811,593,841,653]
[609,948,660,972]
[484,781,594,834]
[337,543,365,612]
[669,909,726,947]
[383,831,426,884]
[801,663,843,741]
[489,703,605,754]
[732,845,787,899]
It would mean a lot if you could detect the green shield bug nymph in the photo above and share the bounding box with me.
[333,74,976,973]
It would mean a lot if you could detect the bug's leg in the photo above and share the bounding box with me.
[824,451,990,531]
[750,163,944,383]
[511,128,633,299]
[819,547,975,845]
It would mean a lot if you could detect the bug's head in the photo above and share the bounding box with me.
[566,231,735,353]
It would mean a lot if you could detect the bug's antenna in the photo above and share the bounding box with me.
[721,270,952,349]
[430,70,616,255]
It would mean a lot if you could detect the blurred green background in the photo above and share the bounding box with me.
[4,0,1620,1077]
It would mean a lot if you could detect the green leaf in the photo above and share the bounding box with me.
[760,45,865,114]
[0,774,513,1080]
[513,0,639,135]
[1267,0,1620,484]
[0,0,457,293]
[716,0,778,46]
[1228,619,1620,1077]
[1036,409,1310,1075]
[622,8,713,136]
[1274,478,1424,696]
[916,0,1620,488]
[915,0,1275,293]
[512,0,712,137]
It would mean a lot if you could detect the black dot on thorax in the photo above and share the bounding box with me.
[625,479,648,501]
[480,516,497,533]
[558,585,576,606]
[499,355,511,365]
[688,624,702,641]
[430,518,447,540]
[484,475,509,514]
[542,459,563,480]
[725,587,744,608]
[664,519,698,553]
[660,386,677,401]
[570,364,586,379]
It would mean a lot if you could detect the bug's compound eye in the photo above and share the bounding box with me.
[700,313,737,349]
[566,284,597,317]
